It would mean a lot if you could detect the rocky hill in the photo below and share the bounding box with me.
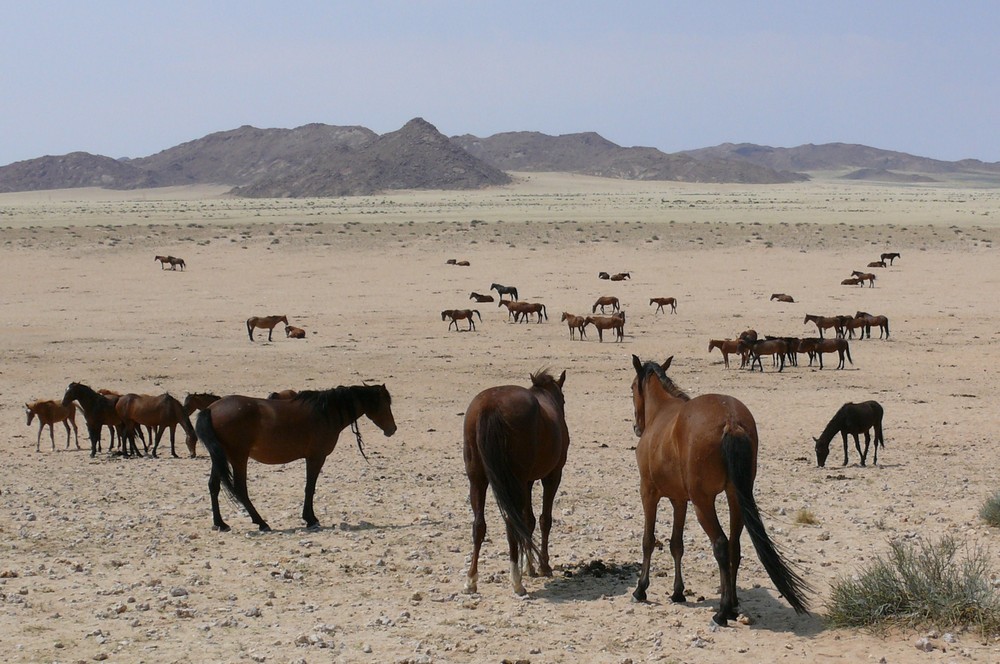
[0,152,158,193]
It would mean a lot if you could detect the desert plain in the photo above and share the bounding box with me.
[1,172,999,663]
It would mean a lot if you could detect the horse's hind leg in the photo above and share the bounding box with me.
[668,498,688,603]
[521,485,538,577]
[232,458,270,531]
[504,519,527,596]
[208,469,230,532]
[465,475,488,594]
[62,420,72,449]
[538,470,562,577]
[860,432,871,467]
[693,498,735,626]
[632,484,660,602]
[725,489,745,618]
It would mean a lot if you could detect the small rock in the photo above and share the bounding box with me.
[914,637,935,652]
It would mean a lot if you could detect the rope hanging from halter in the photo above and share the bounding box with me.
[348,389,370,464]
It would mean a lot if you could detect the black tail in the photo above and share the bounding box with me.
[845,342,853,365]
[477,410,539,566]
[196,410,237,502]
[722,429,812,615]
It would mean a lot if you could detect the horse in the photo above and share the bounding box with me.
[463,370,569,596]
[741,338,787,372]
[154,255,174,269]
[708,339,743,369]
[840,314,869,340]
[855,311,890,339]
[267,389,298,400]
[797,337,852,369]
[770,293,794,303]
[560,312,589,340]
[592,296,620,314]
[867,260,886,268]
[851,271,877,288]
[197,383,397,532]
[183,393,221,416]
[490,283,519,303]
[630,356,810,625]
[25,400,80,452]
[880,252,900,265]
[169,256,186,270]
[246,315,288,342]
[442,309,482,331]
[841,277,864,287]
[585,311,625,342]
[598,271,611,280]
[610,272,631,281]
[814,401,885,467]
[446,259,457,264]
[116,393,198,458]
[502,301,547,324]
[469,292,495,303]
[62,382,136,457]
[456,260,470,267]
[650,297,678,314]
[803,314,844,339]
[285,325,306,339]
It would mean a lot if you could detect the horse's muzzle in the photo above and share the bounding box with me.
[633,424,642,437]
[383,425,397,437]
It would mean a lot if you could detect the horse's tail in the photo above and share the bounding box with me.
[845,341,853,365]
[512,287,518,301]
[722,427,811,615]
[541,304,548,320]
[196,410,237,501]
[884,319,890,339]
[476,409,540,566]
[474,309,482,322]
[245,318,254,341]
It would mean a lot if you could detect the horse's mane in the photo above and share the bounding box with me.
[529,369,561,391]
[640,362,691,402]
[295,385,390,461]
[816,407,846,446]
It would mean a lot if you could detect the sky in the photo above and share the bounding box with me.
[2,1,999,166]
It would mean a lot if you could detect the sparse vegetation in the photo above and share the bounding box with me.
[980,490,1000,527]
[794,509,818,525]
[827,536,1000,636]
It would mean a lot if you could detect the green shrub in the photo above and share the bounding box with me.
[827,535,1000,636]
[980,490,1000,528]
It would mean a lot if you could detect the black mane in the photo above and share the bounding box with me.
[639,361,691,401]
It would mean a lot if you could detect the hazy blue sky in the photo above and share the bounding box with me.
[2,1,998,166]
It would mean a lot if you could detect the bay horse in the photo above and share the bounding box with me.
[797,337,852,369]
[841,276,864,286]
[116,393,197,458]
[585,311,625,342]
[154,255,174,269]
[867,260,886,268]
[62,382,137,457]
[630,356,810,624]
[770,293,794,303]
[855,311,890,339]
[880,252,900,265]
[592,296,620,314]
[183,392,220,416]
[560,312,588,340]
[814,401,885,467]
[803,314,843,339]
[25,400,80,452]
[463,370,569,596]
[741,338,787,372]
[840,314,868,340]
[442,309,482,331]
[502,301,547,323]
[267,389,298,400]
[610,272,631,281]
[169,256,186,270]
[650,297,678,314]
[490,283,519,303]
[197,383,396,531]
[469,292,495,303]
[851,271,877,288]
[246,315,288,341]
[708,339,743,369]
[285,325,306,338]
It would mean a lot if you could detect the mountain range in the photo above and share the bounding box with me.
[2,117,998,196]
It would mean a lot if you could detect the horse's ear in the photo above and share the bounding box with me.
[632,354,643,374]
[557,370,566,388]
[661,356,673,371]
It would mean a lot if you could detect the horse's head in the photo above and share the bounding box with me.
[360,384,396,437]
[25,404,34,425]
[631,355,673,437]
[814,437,830,467]
[280,315,288,325]
[62,382,81,406]
[441,311,449,321]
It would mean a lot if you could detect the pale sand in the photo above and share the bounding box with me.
[1,176,999,663]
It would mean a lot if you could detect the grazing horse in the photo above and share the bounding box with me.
[598,271,611,280]
[804,314,844,339]
[798,337,852,369]
[463,370,570,596]
[560,312,588,340]
[25,400,80,452]
[62,382,135,457]
[770,293,794,303]
[442,309,482,331]
[708,339,743,369]
[630,356,810,625]
[841,276,864,286]
[867,260,886,268]
[246,315,288,342]
[650,297,678,314]
[880,252,900,265]
[116,393,197,458]
[741,338,787,372]
[197,384,397,531]
[585,311,625,342]
[855,311,890,339]
[183,393,220,416]
[490,283,519,303]
[814,401,885,467]
[592,296,620,313]
[610,272,631,281]
[285,325,306,339]
[469,292,495,303]
[851,271,877,288]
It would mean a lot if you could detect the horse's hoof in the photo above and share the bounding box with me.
[258,524,272,532]
[712,613,729,627]
[671,592,687,603]
[305,522,320,531]
[214,523,231,532]
[632,590,647,603]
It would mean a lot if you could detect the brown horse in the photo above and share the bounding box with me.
[197,384,397,531]
[442,309,482,331]
[592,296,620,313]
[25,400,80,452]
[880,252,900,265]
[560,312,588,340]
[851,271,877,288]
[285,325,306,338]
[855,311,890,339]
[183,392,220,416]
[598,271,611,280]
[840,314,869,340]
[469,292,495,303]
[610,272,631,281]
[650,297,678,313]
[867,260,886,268]
[798,337,852,369]
[267,389,299,400]
[116,393,197,458]
[630,356,810,625]
[62,382,136,457]
[154,255,174,269]
[585,311,625,342]
[708,339,743,369]
[770,293,794,303]
[463,370,569,596]
[246,315,288,341]
[169,256,186,270]
[741,338,787,372]
[814,401,885,467]
[841,276,864,286]
[803,314,843,339]
[502,301,547,323]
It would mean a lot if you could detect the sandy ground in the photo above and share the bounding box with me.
[1,174,999,663]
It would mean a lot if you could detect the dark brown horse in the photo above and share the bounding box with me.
[490,283,519,303]
[560,312,588,340]
[867,260,886,268]
[855,311,890,339]
[798,337,853,369]
[650,297,678,313]
[851,271,877,287]
[770,293,794,303]
[116,393,197,458]
[840,314,869,340]
[880,252,900,265]
[442,309,482,331]
[598,271,611,280]
[62,382,134,457]
[502,301,547,323]
[197,384,396,531]
[741,338,787,372]
[842,276,864,286]
[630,356,810,625]
[246,315,288,342]
[804,314,844,339]
[183,392,220,416]
[592,296,620,313]
[25,400,80,452]
[610,272,631,281]
[267,389,299,400]
[169,256,186,270]
[585,311,625,342]
[463,370,569,596]
[814,401,885,467]
[469,292,495,303]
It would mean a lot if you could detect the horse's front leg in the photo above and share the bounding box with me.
[861,432,871,467]
[633,485,660,602]
[668,498,688,603]
[167,425,179,458]
[465,474,488,594]
[302,455,328,529]
[841,432,850,466]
